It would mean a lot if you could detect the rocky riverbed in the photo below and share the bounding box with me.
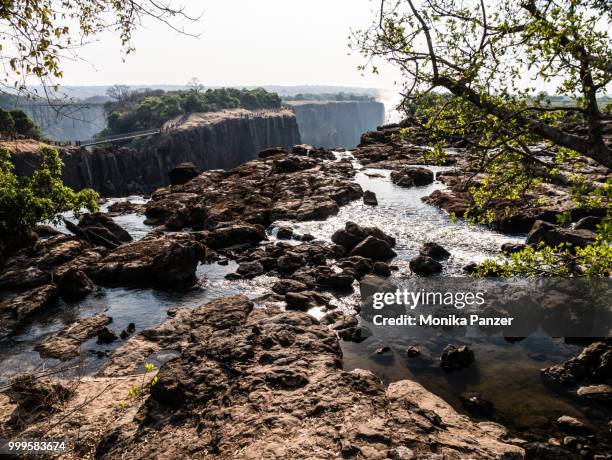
[0,138,610,458]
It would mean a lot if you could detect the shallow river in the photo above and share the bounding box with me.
[0,154,607,443]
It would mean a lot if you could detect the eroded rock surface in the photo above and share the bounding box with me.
[81,295,523,459]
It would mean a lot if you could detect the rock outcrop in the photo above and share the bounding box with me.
[7,295,522,459]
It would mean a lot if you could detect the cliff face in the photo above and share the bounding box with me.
[9,110,301,197]
[287,100,385,149]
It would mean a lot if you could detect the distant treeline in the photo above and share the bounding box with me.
[0,93,41,139]
[101,87,282,136]
[282,92,376,102]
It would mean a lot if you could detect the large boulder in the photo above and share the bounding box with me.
[206,224,266,249]
[88,234,206,288]
[390,167,434,187]
[349,235,397,261]
[169,162,200,185]
[409,255,442,276]
[67,212,133,249]
[526,220,596,249]
[332,221,396,253]
[419,242,450,260]
[541,342,611,386]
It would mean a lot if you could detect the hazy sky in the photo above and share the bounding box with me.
[60,0,400,90]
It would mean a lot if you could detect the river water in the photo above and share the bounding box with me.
[0,153,608,444]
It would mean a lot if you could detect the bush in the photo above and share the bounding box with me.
[0,146,99,235]
[10,109,41,137]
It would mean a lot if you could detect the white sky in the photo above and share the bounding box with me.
[60,0,401,90]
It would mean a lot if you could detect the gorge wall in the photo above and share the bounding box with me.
[9,110,301,196]
[287,100,385,149]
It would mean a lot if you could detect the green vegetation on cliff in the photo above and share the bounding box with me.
[101,87,282,136]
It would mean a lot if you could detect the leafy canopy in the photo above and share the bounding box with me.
[0,146,98,233]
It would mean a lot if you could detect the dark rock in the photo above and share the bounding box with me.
[574,216,602,231]
[390,167,434,187]
[349,236,397,261]
[75,212,133,249]
[35,224,62,237]
[527,220,596,249]
[285,291,317,311]
[316,270,355,289]
[463,262,478,274]
[441,345,474,371]
[258,147,288,158]
[107,201,145,216]
[88,233,206,288]
[541,342,611,386]
[524,442,578,460]
[373,261,391,277]
[406,346,420,358]
[120,323,136,339]
[331,221,396,252]
[459,392,494,417]
[337,326,373,343]
[363,190,378,206]
[169,162,200,186]
[206,224,267,249]
[271,279,309,295]
[57,267,94,300]
[419,242,450,260]
[277,252,306,273]
[97,327,118,344]
[236,261,264,279]
[501,243,527,254]
[409,255,442,276]
[301,233,315,242]
[276,226,294,239]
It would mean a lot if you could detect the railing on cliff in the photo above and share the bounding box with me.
[49,106,295,147]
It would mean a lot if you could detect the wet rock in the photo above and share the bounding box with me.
[236,261,264,279]
[206,224,266,249]
[88,233,206,288]
[271,279,309,295]
[541,342,611,386]
[523,442,578,460]
[338,326,373,343]
[276,226,293,239]
[56,267,94,300]
[363,190,378,206]
[35,224,62,237]
[459,392,494,417]
[70,212,133,249]
[422,189,471,216]
[409,255,442,276]
[406,346,420,358]
[501,242,527,254]
[419,242,450,260]
[372,261,391,277]
[576,384,612,401]
[285,291,319,311]
[316,270,355,289]
[574,216,602,231]
[97,327,118,344]
[300,233,315,242]
[332,221,396,253]
[277,252,306,273]
[527,220,596,249]
[169,162,200,186]
[120,323,136,339]
[0,285,59,338]
[35,314,113,360]
[556,415,592,434]
[390,167,434,187]
[441,345,474,371]
[107,201,145,216]
[349,235,397,261]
